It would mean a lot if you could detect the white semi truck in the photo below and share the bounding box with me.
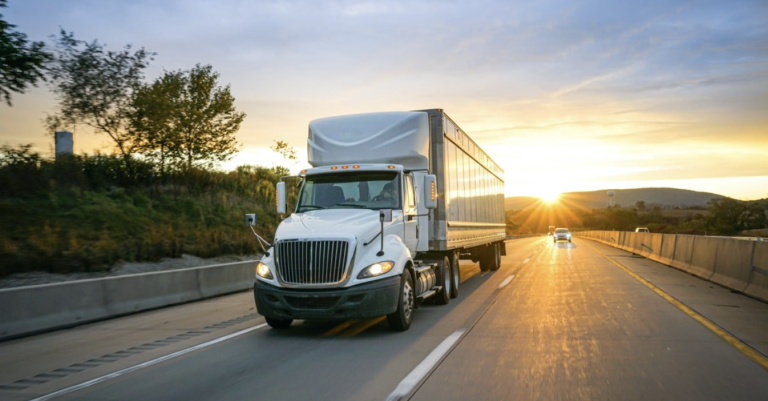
[252,109,506,331]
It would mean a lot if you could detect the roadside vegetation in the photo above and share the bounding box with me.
[0,7,299,279]
[0,146,297,278]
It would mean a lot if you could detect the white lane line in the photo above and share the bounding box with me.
[523,258,531,264]
[31,323,268,401]
[498,274,516,289]
[385,329,465,401]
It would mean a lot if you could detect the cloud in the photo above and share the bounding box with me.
[1,0,767,199]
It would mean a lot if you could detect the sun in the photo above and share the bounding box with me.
[539,190,561,204]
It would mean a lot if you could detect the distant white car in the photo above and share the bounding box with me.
[553,228,571,243]
[635,227,649,233]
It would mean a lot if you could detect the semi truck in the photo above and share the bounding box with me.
[251,109,506,331]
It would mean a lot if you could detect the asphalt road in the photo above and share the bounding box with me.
[2,237,767,401]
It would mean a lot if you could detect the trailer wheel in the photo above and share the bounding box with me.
[388,269,414,331]
[479,247,492,271]
[265,316,293,329]
[435,256,451,305]
[490,243,501,271]
[450,252,460,299]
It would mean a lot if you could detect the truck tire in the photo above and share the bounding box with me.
[388,269,414,331]
[265,316,293,329]
[490,243,501,271]
[435,255,451,305]
[450,252,460,299]
[479,247,493,271]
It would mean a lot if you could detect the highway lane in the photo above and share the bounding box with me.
[3,236,767,401]
[0,238,543,401]
[410,238,768,401]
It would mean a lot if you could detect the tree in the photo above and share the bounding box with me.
[271,140,297,165]
[708,197,768,235]
[635,200,646,211]
[129,70,185,180]
[156,64,244,170]
[0,0,52,106]
[46,30,153,165]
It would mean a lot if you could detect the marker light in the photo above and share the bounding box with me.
[430,181,436,201]
[341,165,349,169]
[256,262,273,279]
[330,166,338,170]
[353,165,360,169]
[387,165,396,169]
[300,169,307,174]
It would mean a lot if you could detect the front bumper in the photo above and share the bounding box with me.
[254,276,401,321]
[554,236,571,241]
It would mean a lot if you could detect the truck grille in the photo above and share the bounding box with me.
[275,240,351,285]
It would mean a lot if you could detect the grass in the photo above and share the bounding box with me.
[0,154,294,278]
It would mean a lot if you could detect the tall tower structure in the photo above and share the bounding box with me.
[55,131,74,159]
[607,190,615,207]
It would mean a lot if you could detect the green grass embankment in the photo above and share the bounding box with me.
[0,153,293,278]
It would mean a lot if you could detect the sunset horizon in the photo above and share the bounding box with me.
[1,0,766,201]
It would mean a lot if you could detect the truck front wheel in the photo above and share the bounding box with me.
[388,270,414,331]
[265,316,293,329]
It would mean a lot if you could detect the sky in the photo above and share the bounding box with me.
[1,0,767,200]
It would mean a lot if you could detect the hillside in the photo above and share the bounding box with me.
[506,188,724,211]
[0,153,295,278]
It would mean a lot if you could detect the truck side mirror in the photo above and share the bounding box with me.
[276,182,287,214]
[380,209,393,222]
[245,213,257,226]
[423,175,437,209]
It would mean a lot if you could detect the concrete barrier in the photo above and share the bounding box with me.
[0,260,257,341]
[0,279,110,341]
[658,234,677,265]
[745,243,768,301]
[103,269,202,316]
[635,233,656,257]
[710,239,755,292]
[618,231,627,248]
[686,236,718,279]
[197,262,255,298]
[670,234,696,273]
[623,232,638,254]
[644,233,664,260]
[578,231,768,303]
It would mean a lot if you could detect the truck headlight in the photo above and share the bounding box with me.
[256,262,273,279]
[358,261,394,279]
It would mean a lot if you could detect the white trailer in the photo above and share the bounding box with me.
[252,109,505,330]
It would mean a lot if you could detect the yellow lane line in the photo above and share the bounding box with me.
[586,242,768,372]
[322,320,359,337]
[342,316,386,336]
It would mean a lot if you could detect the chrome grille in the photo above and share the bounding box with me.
[275,240,350,285]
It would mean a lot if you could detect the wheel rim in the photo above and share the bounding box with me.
[403,279,414,321]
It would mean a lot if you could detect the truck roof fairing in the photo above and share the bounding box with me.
[308,111,430,170]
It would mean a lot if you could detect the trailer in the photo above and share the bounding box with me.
[251,109,505,331]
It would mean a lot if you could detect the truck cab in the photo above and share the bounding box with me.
[251,110,505,331]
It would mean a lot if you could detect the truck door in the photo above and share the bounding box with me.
[403,174,418,253]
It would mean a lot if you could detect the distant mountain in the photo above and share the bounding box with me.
[505,188,725,211]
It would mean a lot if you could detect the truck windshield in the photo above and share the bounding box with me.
[296,172,400,212]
